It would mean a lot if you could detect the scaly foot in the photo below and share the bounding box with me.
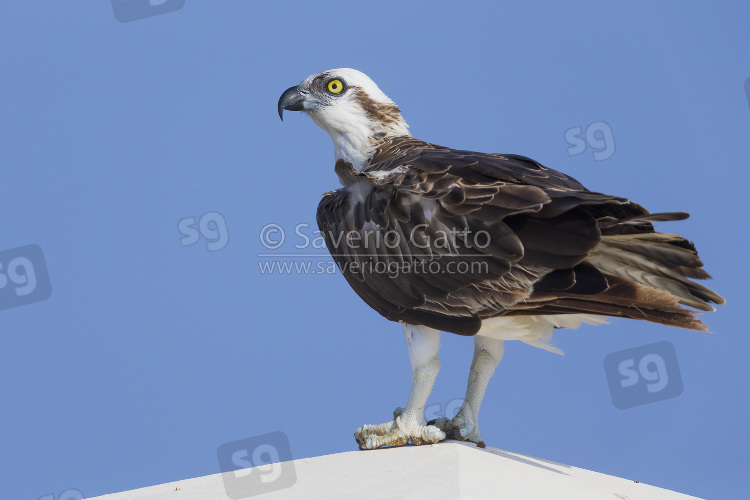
[429,407,486,448]
[355,407,446,450]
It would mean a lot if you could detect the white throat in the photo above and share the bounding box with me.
[312,113,410,171]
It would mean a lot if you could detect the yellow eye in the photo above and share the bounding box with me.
[327,79,344,94]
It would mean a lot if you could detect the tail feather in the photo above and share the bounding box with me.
[598,211,690,228]
[502,208,723,332]
[589,233,724,311]
[512,277,709,331]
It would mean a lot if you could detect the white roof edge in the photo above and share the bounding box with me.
[88,441,702,500]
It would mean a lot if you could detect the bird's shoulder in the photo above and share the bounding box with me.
[317,136,619,226]
[361,136,589,192]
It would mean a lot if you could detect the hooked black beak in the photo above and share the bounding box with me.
[278,86,307,121]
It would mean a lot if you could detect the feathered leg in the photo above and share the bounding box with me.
[433,335,504,447]
[354,324,446,449]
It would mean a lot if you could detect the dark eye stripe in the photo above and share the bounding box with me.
[311,75,326,92]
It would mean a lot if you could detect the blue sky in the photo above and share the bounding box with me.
[1,1,748,499]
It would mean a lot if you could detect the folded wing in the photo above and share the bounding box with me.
[316,137,724,335]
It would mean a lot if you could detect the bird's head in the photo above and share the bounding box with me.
[278,68,410,170]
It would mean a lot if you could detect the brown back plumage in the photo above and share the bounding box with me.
[317,136,724,335]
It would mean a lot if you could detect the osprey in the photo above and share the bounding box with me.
[278,69,724,450]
